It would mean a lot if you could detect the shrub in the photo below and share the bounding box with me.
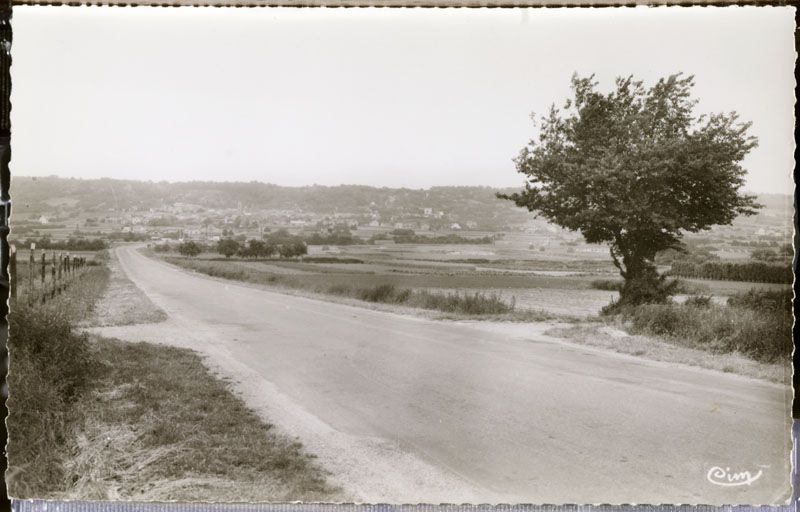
[410,290,514,315]
[327,283,514,315]
[684,295,713,308]
[727,288,792,313]
[177,241,202,257]
[623,302,792,363]
[590,279,622,291]
[359,284,399,303]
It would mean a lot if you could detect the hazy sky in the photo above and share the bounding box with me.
[11,6,796,192]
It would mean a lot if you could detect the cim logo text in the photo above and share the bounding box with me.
[706,466,764,487]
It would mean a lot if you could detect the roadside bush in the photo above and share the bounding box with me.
[359,284,399,303]
[329,282,514,315]
[684,295,713,308]
[205,266,247,281]
[623,302,792,363]
[410,290,514,315]
[727,288,792,313]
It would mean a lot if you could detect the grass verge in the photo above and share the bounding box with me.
[8,259,339,501]
[63,338,341,502]
[7,266,110,498]
[161,255,577,320]
[546,323,790,384]
[547,288,793,383]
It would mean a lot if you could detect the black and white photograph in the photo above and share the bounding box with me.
[5,5,795,505]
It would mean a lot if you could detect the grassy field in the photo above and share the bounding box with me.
[7,249,341,501]
[161,254,592,319]
[157,242,790,318]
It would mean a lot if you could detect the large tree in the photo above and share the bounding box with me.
[500,74,760,310]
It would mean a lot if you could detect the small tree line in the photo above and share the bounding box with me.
[668,261,792,284]
[161,230,309,259]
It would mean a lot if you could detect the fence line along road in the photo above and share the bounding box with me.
[10,243,89,305]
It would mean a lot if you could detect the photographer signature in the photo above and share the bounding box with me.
[707,466,766,487]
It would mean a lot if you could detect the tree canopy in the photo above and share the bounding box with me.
[501,73,760,308]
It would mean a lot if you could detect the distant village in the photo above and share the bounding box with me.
[12,177,792,259]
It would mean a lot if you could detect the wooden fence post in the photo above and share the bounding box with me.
[28,242,35,305]
[51,252,56,297]
[40,251,46,304]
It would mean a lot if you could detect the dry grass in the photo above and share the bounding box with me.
[8,257,340,501]
[86,250,167,327]
[547,323,790,384]
[7,266,110,498]
[162,256,587,321]
[622,301,792,364]
[162,255,596,290]
[62,338,342,502]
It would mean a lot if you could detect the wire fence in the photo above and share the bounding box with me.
[10,244,89,305]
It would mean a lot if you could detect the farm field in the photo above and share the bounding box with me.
[154,242,789,317]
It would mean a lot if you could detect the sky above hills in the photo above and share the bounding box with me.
[11,6,796,194]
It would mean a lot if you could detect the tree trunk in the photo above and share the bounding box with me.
[605,242,673,314]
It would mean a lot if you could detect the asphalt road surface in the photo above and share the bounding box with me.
[96,245,792,504]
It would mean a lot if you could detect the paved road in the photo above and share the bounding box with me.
[101,245,791,504]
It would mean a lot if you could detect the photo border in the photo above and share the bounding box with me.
[0,2,795,511]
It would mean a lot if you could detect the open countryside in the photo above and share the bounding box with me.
[7,175,793,503]
[12,177,792,320]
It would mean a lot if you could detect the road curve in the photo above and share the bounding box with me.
[94,245,792,504]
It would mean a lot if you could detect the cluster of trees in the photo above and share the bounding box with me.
[305,229,361,246]
[216,229,308,259]
[19,236,108,251]
[165,229,309,259]
[217,238,307,259]
[669,261,792,284]
[177,241,203,257]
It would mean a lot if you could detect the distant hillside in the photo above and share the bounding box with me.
[11,176,792,231]
[11,176,531,226]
